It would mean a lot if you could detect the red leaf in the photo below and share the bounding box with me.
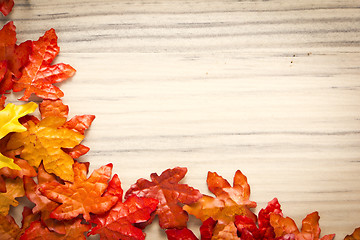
[89,175,158,240]
[0,94,5,110]
[0,0,14,16]
[125,167,202,229]
[62,144,90,159]
[0,22,32,94]
[63,114,95,134]
[12,28,75,101]
[166,228,199,240]
[39,162,118,221]
[200,218,217,240]
[0,61,7,82]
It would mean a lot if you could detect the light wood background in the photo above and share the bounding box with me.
[2,0,360,239]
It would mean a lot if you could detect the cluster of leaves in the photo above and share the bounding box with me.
[0,18,359,240]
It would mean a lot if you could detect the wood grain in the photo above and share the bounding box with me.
[2,0,360,239]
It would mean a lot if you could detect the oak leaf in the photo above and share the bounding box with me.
[183,170,256,239]
[0,0,14,16]
[39,162,118,221]
[7,116,84,181]
[345,227,360,240]
[270,211,335,240]
[0,102,37,170]
[12,28,76,101]
[88,174,159,240]
[0,177,24,215]
[125,167,202,229]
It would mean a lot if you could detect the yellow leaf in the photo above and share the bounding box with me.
[7,116,84,182]
[0,177,25,215]
[0,103,37,170]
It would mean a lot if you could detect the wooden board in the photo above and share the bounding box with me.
[2,0,360,239]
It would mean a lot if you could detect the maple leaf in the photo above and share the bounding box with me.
[24,164,66,234]
[270,211,335,240]
[166,228,199,240]
[39,99,69,118]
[0,102,37,170]
[200,217,217,240]
[0,61,6,82]
[19,219,90,240]
[12,28,76,101]
[0,95,5,110]
[88,174,158,240]
[7,116,84,181]
[0,22,32,94]
[183,170,256,239]
[0,0,14,16]
[39,161,118,221]
[345,227,360,240]
[235,197,282,240]
[125,167,202,229]
[0,177,24,215]
[0,206,39,240]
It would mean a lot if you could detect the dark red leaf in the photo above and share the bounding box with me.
[200,218,217,240]
[166,228,199,240]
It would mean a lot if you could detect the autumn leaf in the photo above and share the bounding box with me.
[39,162,118,221]
[166,228,199,240]
[0,102,37,170]
[7,116,84,181]
[125,167,202,229]
[183,170,256,239]
[270,211,335,240]
[12,28,76,101]
[88,174,158,240]
[24,164,65,234]
[39,99,94,159]
[345,227,360,240]
[0,0,14,16]
[0,206,39,240]
[39,99,69,118]
[0,22,32,94]
[19,219,90,240]
[0,177,24,215]
[235,198,283,240]
[0,95,5,110]
[200,217,217,240]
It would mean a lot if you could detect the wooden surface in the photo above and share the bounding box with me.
[2,0,360,239]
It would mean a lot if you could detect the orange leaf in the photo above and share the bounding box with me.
[24,164,65,234]
[270,212,335,240]
[7,116,84,182]
[39,162,118,221]
[12,28,75,101]
[0,177,24,215]
[183,170,256,239]
[19,219,90,240]
[39,99,69,118]
[345,227,360,240]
